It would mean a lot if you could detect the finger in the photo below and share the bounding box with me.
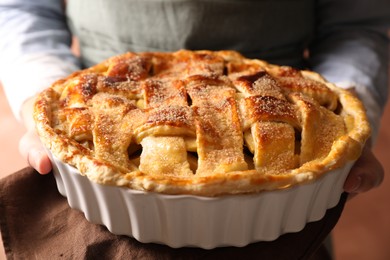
[344,147,384,194]
[19,130,52,174]
[28,148,52,174]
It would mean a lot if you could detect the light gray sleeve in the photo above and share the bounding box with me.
[0,0,81,120]
[309,0,390,140]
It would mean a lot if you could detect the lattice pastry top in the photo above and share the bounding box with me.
[34,50,370,196]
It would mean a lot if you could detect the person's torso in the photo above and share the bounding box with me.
[66,0,315,68]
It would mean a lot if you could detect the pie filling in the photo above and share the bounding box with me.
[35,50,370,195]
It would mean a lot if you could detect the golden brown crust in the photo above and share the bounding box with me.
[34,50,371,196]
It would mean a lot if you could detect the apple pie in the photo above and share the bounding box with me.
[34,50,370,196]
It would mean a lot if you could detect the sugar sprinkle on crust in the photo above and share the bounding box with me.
[34,50,370,196]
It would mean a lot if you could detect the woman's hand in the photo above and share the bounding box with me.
[343,145,384,197]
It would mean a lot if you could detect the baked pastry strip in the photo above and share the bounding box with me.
[139,79,194,176]
[187,76,248,175]
[92,93,140,172]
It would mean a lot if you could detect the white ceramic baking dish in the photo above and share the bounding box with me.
[49,153,352,249]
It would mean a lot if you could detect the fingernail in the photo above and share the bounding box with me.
[345,176,362,193]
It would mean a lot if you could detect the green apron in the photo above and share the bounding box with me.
[66,0,314,68]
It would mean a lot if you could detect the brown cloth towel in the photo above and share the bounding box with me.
[0,167,347,260]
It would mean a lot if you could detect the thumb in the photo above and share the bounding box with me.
[19,130,52,174]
